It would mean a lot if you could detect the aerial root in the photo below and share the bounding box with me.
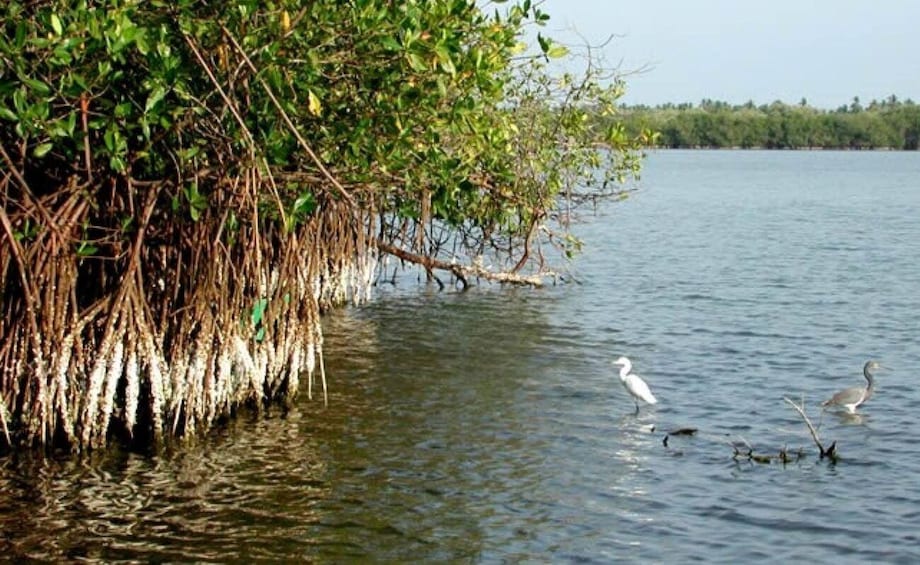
[0,391,10,448]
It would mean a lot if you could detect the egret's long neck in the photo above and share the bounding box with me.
[619,360,632,378]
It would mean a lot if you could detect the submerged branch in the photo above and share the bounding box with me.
[783,396,837,460]
[375,240,547,287]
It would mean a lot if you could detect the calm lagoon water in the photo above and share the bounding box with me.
[2,150,919,562]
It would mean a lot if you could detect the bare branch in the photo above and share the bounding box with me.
[375,240,547,287]
[783,396,837,460]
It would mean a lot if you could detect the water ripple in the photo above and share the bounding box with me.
[3,151,920,562]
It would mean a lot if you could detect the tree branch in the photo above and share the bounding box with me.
[783,396,837,460]
[220,26,355,208]
[374,240,547,287]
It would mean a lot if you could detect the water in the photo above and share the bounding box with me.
[2,150,919,562]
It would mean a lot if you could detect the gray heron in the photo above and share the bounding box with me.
[613,356,658,414]
[821,360,881,414]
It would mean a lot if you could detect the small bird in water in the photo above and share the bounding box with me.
[613,356,658,414]
[822,360,881,414]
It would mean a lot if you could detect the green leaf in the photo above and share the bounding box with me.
[103,128,115,152]
[435,46,456,75]
[135,34,150,56]
[381,36,401,51]
[52,45,72,65]
[14,21,26,48]
[76,242,98,257]
[50,14,63,36]
[110,155,127,172]
[33,142,53,158]
[65,110,77,136]
[23,78,51,96]
[178,146,200,161]
[407,52,427,72]
[145,85,166,113]
[67,72,88,91]
[293,192,316,216]
[114,102,132,118]
[0,107,17,122]
[307,90,322,117]
[120,215,135,232]
[12,89,26,114]
[250,298,268,327]
[547,45,569,59]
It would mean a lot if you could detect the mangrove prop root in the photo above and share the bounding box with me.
[1,161,376,450]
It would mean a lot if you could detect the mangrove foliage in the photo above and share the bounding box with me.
[0,1,645,451]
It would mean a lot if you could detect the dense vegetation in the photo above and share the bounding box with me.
[0,1,644,451]
[615,96,920,149]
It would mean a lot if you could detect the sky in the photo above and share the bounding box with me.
[535,0,920,109]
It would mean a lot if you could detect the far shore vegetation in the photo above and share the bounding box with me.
[613,96,920,150]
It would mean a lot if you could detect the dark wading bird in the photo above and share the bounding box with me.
[613,356,658,414]
[822,360,881,414]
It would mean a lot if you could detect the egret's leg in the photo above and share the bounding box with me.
[634,402,640,415]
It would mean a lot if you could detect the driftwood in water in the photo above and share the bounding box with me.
[657,396,842,465]
[726,435,808,465]
[783,396,838,460]
[722,398,838,463]
[659,427,809,465]
[662,427,697,448]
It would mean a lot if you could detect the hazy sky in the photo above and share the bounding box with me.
[536,0,920,108]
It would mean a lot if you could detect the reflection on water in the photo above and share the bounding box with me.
[2,151,920,562]
[820,409,867,427]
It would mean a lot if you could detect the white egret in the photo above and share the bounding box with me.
[613,356,658,414]
[821,360,881,414]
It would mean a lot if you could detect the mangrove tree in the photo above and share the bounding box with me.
[0,0,645,452]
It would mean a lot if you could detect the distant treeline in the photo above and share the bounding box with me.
[614,96,920,150]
